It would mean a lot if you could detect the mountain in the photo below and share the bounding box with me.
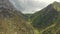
[1,0,60,34]
[0,0,33,34]
[30,1,60,34]
[0,0,16,9]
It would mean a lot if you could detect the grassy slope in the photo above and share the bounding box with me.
[27,2,60,34]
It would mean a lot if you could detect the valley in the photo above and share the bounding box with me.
[0,0,60,34]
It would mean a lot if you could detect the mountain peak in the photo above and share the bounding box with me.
[51,1,60,11]
[52,1,60,5]
[53,1,59,3]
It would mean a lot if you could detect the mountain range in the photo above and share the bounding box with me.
[0,0,60,34]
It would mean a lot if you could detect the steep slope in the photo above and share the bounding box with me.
[0,7,33,34]
[30,1,60,34]
[0,0,33,34]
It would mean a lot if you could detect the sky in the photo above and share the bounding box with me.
[11,0,60,14]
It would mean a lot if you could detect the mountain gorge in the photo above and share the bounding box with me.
[0,0,60,34]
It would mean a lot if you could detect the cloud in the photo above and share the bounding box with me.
[11,0,60,14]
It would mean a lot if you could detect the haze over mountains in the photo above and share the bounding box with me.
[10,0,60,14]
[0,0,60,34]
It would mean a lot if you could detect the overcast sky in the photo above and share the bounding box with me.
[11,0,60,14]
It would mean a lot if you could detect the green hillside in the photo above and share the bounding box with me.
[28,1,60,34]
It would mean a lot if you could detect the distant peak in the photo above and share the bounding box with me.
[51,1,60,7]
[53,1,59,3]
[52,1,60,4]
